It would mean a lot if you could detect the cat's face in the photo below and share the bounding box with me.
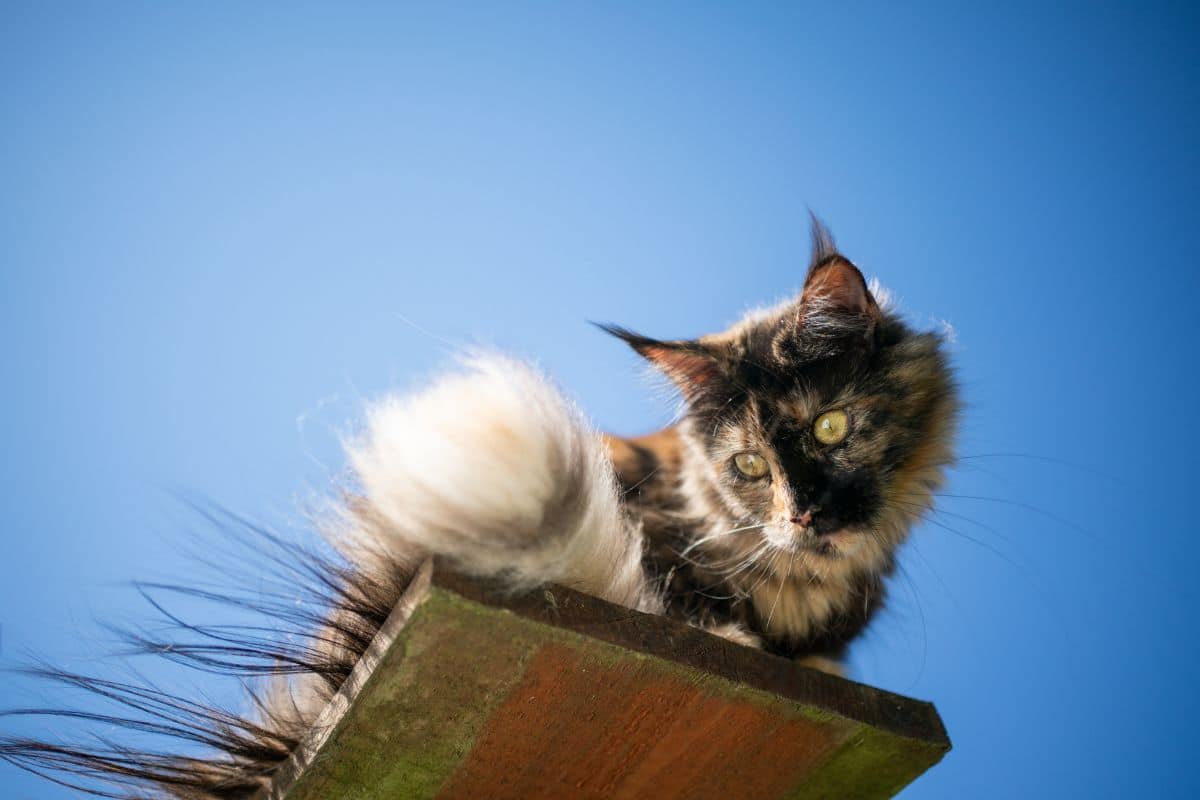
[692,321,953,564]
[608,228,956,572]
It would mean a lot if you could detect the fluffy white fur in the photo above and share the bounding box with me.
[264,355,664,741]
[343,353,659,613]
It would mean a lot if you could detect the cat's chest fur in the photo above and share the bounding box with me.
[605,428,887,659]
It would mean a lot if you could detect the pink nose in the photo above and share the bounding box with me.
[791,510,815,527]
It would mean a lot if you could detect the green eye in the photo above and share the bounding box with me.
[813,409,850,445]
[733,452,770,479]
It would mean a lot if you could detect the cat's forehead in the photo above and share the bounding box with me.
[774,391,825,422]
[744,338,875,418]
[696,291,912,433]
[765,383,877,425]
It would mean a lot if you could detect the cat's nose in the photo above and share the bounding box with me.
[790,508,818,528]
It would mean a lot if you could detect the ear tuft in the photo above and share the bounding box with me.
[595,323,725,395]
[808,210,838,266]
[800,217,880,323]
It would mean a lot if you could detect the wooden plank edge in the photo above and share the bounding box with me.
[430,560,951,751]
[259,556,951,799]
[255,559,435,800]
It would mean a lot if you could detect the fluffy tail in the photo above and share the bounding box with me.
[344,353,655,611]
[0,353,655,799]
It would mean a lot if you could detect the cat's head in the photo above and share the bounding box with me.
[606,218,957,574]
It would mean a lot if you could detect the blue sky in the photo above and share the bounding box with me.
[2,2,1198,797]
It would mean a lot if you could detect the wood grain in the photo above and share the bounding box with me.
[260,559,950,800]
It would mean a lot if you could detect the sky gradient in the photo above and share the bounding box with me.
[2,2,1199,797]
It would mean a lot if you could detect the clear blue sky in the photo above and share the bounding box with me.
[2,2,1198,797]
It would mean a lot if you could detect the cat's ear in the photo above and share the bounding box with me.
[801,256,880,319]
[800,214,881,323]
[596,324,727,399]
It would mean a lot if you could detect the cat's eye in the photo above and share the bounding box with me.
[733,452,770,479]
[813,409,850,445]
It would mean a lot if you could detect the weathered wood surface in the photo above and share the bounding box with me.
[259,559,950,800]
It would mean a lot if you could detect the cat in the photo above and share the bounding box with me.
[0,217,958,798]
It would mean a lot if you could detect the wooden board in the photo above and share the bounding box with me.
[258,560,950,800]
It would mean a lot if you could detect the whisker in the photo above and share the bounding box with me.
[956,452,1123,485]
[931,492,1101,543]
[890,555,929,691]
[915,515,1036,575]
[764,551,795,630]
[890,496,1017,548]
[678,523,766,559]
[903,539,964,618]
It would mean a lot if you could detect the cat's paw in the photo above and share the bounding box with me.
[700,622,764,649]
[796,655,845,677]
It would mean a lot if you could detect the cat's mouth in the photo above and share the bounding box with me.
[776,526,865,560]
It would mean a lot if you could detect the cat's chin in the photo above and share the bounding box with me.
[775,529,868,561]
[809,539,846,559]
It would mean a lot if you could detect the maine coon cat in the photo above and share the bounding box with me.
[1,218,957,798]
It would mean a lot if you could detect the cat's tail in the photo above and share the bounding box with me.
[341,352,657,613]
[266,353,658,744]
[0,353,657,799]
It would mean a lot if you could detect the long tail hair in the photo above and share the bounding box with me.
[1,508,416,799]
[1,354,653,798]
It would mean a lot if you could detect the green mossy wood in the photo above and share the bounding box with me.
[258,560,950,800]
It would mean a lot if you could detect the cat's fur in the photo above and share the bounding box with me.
[0,218,957,798]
